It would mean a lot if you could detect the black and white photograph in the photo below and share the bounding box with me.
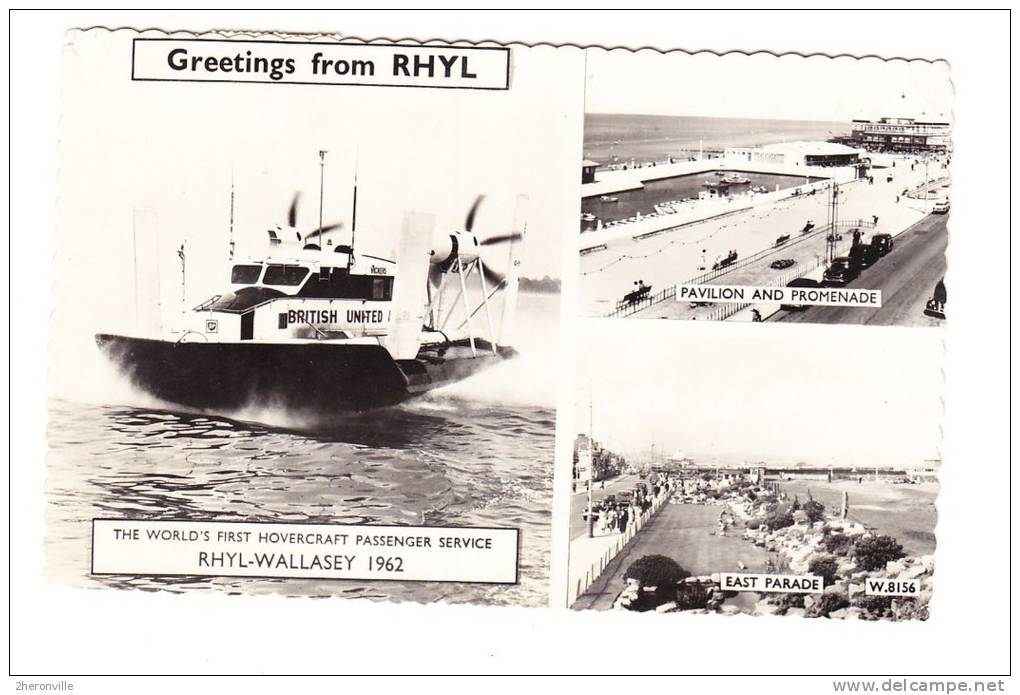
[579,49,952,326]
[568,321,941,620]
[48,30,581,607]
[10,8,1013,684]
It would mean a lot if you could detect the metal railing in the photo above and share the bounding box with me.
[605,284,677,318]
[695,259,825,322]
[684,218,872,285]
[905,176,951,200]
[604,218,873,319]
[570,488,671,607]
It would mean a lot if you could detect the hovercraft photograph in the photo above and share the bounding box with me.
[96,154,526,414]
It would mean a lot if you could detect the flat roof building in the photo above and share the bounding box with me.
[725,141,862,168]
[581,159,600,184]
[847,117,951,153]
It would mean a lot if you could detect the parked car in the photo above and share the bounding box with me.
[848,242,879,270]
[781,277,821,311]
[871,233,894,256]
[770,258,796,270]
[923,278,947,320]
[823,257,860,286]
[933,199,950,214]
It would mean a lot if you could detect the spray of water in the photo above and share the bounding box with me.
[428,292,559,410]
[53,291,559,435]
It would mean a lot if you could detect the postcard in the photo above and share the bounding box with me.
[50,29,949,621]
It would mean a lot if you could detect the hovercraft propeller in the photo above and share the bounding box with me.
[457,195,523,285]
[279,191,345,249]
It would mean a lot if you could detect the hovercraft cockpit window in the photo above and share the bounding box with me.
[230,264,263,284]
[297,267,394,301]
[205,286,286,313]
[263,264,309,286]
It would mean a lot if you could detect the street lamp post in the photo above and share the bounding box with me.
[924,154,930,214]
[587,476,594,538]
[587,385,595,539]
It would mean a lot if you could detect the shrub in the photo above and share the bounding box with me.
[806,591,849,618]
[853,594,893,620]
[624,555,690,611]
[675,581,713,611]
[853,535,906,571]
[802,500,826,523]
[822,532,854,556]
[773,592,806,614]
[624,554,690,587]
[808,555,840,587]
[892,599,930,622]
[762,510,795,531]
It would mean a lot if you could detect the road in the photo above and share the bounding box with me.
[771,212,947,327]
[580,155,940,317]
[569,473,641,541]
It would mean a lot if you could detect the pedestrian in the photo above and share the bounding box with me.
[618,506,628,533]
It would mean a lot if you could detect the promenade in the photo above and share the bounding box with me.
[570,501,771,611]
[566,486,669,607]
[580,155,945,318]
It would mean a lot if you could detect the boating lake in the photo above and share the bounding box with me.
[581,170,823,230]
[46,292,559,608]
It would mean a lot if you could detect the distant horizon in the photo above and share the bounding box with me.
[606,446,939,471]
[585,112,850,125]
[580,112,854,161]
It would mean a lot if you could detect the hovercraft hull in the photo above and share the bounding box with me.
[95,334,515,413]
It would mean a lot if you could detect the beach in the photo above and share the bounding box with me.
[778,479,939,558]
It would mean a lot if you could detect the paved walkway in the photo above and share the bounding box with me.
[570,503,772,611]
[581,155,945,317]
[566,490,669,606]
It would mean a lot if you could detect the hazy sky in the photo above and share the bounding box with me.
[585,49,954,123]
[577,320,943,469]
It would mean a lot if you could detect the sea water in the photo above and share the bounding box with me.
[46,291,559,607]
